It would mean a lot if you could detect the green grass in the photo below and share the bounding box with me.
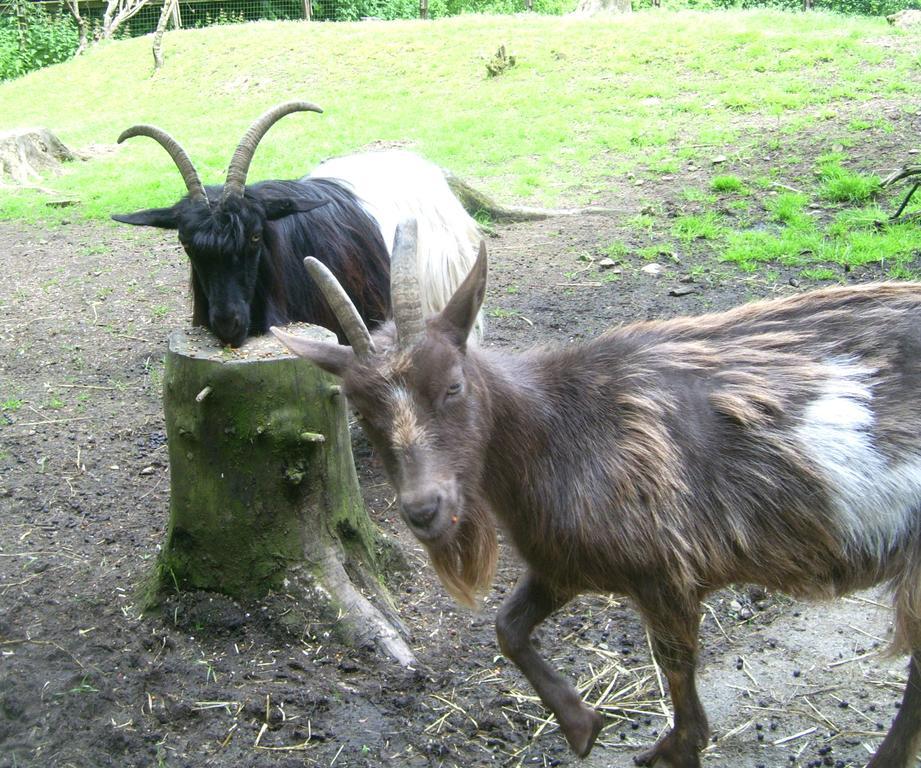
[0,10,914,222]
[719,204,921,276]
[711,174,745,193]
[602,240,630,258]
[817,155,881,203]
[801,267,839,281]
[673,212,724,241]
[767,192,810,226]
[682,187,718,204]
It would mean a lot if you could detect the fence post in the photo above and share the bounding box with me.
[526,0,533,9]
[419,0,428,19]
[303,0,312,20]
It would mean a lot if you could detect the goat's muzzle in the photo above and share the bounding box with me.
[210,310,248,348]
[399,487,457,544]
[402,493,442,529]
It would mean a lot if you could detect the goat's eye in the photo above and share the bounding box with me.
[251,232,261,244]
[446,382,462,397]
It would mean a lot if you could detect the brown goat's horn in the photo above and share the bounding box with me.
[390,218,425,350]
[223,101,323,202]
[303,257,375,358]
[118,125,209,208]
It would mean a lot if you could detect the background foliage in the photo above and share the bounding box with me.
[0,0,80,80]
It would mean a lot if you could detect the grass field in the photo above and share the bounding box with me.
[0,10,919,276]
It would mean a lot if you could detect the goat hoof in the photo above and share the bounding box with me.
[634,730,702,768]
[562,707,604,757]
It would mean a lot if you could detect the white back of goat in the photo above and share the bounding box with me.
[311,150,484,340]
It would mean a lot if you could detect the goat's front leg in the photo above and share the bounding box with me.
[634,594,708,768]
[496,571,604,757]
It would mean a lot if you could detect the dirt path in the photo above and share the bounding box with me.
[0,203,914,768]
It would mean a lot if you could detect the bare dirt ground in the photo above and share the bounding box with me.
[2,109,920,768]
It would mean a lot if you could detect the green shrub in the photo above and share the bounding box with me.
[0,1,80,81]
[313,0,565,20]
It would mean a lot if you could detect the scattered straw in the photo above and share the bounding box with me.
[773,726,817,746]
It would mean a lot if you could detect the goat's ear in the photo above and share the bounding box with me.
[263,198,330,221]
[111,207,179,229]
[437,240,488,349]
[270,326,354,377]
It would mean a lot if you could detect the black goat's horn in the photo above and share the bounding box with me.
[223,101,323,202]
[390,218,425,350]
[118,125,209,208]
[303,257,375,359]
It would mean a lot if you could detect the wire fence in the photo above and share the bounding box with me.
[0,0,561,80]
[9,0,548,32]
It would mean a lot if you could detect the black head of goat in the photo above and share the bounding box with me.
[112,101,390,347]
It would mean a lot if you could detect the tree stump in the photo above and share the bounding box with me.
[0,128,75,186]
[150,325,415,666]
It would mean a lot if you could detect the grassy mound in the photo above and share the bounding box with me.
[0,10,915,222]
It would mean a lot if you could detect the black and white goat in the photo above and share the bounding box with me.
[273,220,921,768]
[112,101,481,347]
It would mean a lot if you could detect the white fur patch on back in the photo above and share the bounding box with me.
[796,357,921,561]
[310,150,484,342]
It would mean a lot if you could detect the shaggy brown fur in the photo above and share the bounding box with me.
[275,241,921,768]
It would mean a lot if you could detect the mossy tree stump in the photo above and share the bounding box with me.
[151,325,415,666]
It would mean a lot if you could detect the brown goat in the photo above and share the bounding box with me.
[272,220,921,768]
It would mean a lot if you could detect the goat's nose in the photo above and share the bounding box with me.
[211,312,245,344]
[402,494,442,529]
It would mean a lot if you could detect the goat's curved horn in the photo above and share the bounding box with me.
[390,218,425,350]
[303,257,375,359]
[223,101,323,202]
[118,125,209,208]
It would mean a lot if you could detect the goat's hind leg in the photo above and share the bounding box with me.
[634,595,709,768]
[866,650,921,768]
[495,572,604,757]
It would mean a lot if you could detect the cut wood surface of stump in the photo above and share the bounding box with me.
[153,324,416,665]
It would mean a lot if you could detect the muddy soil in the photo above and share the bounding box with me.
[1,113,920,768]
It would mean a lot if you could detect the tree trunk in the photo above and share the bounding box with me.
[148,325,416,666]
[152,0,176,70]
[64,0,89,55]
[12,0,26,50]
[102,0,149,40]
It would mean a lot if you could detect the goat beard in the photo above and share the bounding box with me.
[426,499,497,609]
